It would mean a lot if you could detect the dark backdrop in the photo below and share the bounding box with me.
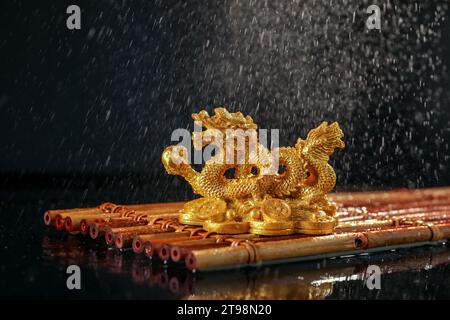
[1,0,450,202]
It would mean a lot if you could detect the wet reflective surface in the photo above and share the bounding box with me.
[1,176,450,299]
[38,235,450,299]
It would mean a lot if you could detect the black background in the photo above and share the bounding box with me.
[1,0,450,198]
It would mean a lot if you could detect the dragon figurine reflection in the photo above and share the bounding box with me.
[162,108,344,235]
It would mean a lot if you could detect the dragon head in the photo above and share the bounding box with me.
[296,121,345,159]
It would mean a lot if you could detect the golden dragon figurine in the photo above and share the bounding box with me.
[162,108,344,236]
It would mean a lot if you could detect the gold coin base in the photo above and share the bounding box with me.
[293,219,337,235]
[179,203,338,236]
[203,221,250,234]
[249,221,295,236]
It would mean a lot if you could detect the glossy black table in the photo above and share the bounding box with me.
[1,175,450,299]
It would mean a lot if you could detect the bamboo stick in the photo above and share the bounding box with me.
[335,219,396,232]
[115,228,175,249]
[157,233,263,260]
[336,198,450,219]
[361,224,450,248]
[132,231,193,254]
[43,202,184,226]
[105,216,178,236]
[104,214,180,248]
[157,237,214,261]
[144,235,206,258]
[336,214,450,233]
[186,222,450,271]
[171,242,229,262]
[186,233,359,271]
[339,207,450,222]
[88,218,149,239]
[82,211,179,236]
[44,208,100,226]
[64,212,125,233]
[54,215,66,231]
[329,186,450,206]
[138,232,256,259]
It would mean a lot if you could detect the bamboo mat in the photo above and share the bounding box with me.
[43,187,450,271]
